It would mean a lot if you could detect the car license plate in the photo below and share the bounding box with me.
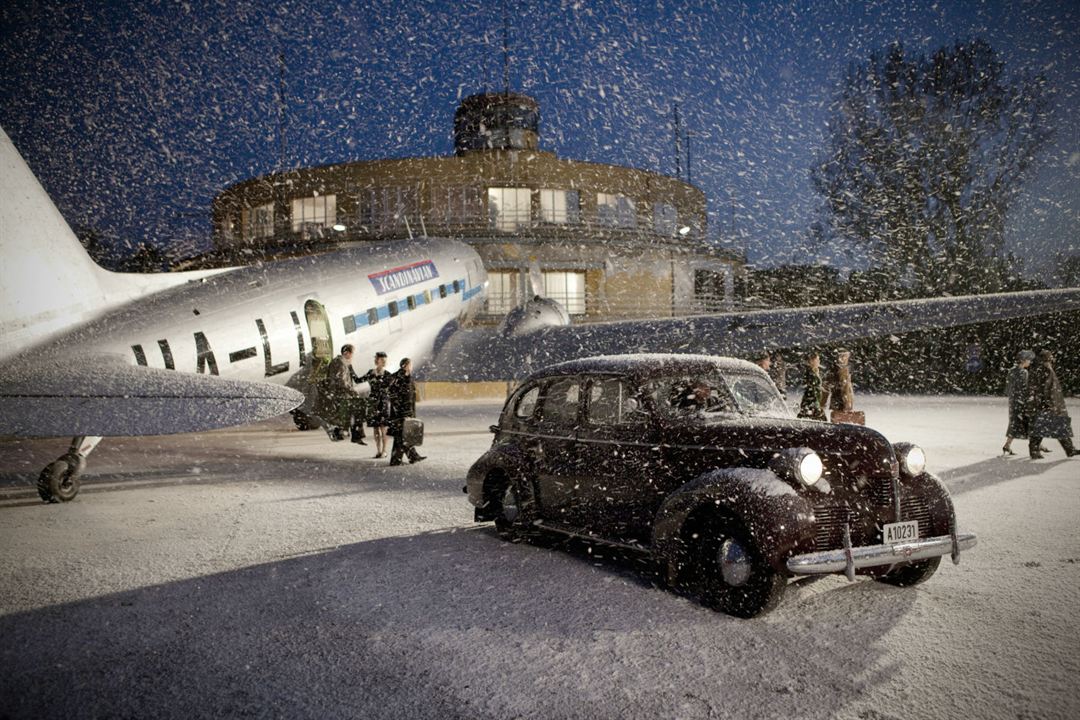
[883,520,919,544]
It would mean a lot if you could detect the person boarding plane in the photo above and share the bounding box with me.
[3,125,1080,503]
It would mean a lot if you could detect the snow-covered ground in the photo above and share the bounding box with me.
[0,394,1077,719]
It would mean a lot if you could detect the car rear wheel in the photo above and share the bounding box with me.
[493,479,533,541]
[690,515,785,618]
[875,557,941,587]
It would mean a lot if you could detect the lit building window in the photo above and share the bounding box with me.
[653,203,678,236]
[241,203,274,240]
[488,188,531,231]
[543,270,586,315]
[485,270,520,314]
[597,193,635,228]
[540,189,580,224]
[291,194,336,235]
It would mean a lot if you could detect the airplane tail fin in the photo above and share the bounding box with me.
[0,127,226,359]
[0,126,118,353]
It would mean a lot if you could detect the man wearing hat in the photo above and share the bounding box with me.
[1002,349,1034,455]
[752,350,783,395]
[1027,349,1077,459]
[822,348,855,417]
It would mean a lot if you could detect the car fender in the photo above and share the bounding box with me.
[466,443,536,519]
[651,468,816,576]
[899,471,955,537]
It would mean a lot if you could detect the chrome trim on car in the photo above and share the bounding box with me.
[786,533,977,577]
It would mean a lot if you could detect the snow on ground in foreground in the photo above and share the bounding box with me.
[0,395,1077,719]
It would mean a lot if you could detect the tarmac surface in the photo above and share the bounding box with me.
[1,395,1078,719]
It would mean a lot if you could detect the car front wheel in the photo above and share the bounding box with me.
[690,516,785,618]
[875,557,941,587]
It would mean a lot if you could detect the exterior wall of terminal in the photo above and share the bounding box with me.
[211,111,743,323]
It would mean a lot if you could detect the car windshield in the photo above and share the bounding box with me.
[653,372,792,420]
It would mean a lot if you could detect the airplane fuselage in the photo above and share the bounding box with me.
[18,238,487,387]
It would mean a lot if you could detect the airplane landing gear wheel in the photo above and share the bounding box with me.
[37,453,85,503]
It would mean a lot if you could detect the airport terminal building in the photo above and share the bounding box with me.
[211,92,742,324]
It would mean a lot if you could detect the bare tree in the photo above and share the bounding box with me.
[812,40,1054,296]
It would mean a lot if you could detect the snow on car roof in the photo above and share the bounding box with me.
[529,353,766,381]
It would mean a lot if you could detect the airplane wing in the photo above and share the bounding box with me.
[0,355,303,437]
[422,288,1080,381]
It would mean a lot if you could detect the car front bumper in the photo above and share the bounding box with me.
[786,532,978,578]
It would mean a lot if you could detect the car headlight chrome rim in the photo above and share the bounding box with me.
[771,447,823,486]
[894,443,926,477]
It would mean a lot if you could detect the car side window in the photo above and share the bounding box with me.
[587,377,648,425]
[541,378,581,427]
[514,385,541,420]
[654,375,737,417]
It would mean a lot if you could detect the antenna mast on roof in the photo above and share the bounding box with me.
[277,48,287,172]
[502,4,510,95]
[673,103,682,181]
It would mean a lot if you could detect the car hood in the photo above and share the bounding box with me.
[666,416,899,479]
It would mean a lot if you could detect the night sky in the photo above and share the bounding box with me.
[1,0,1077,275]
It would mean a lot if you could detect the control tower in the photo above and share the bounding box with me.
[453,92,540,154]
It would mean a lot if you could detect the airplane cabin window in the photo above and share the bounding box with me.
[423,290,432,304]
[407,295,416,311]
[343,315,357,333]
[388,301,399,318]
[439,284,447,298]
[367,308,379,325]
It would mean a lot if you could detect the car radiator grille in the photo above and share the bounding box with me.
[899,492,931,538]
[870,476,894,506]
[811,501,849,552]
[812,490,932,551]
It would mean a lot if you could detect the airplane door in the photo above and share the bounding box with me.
[304,300,333,371]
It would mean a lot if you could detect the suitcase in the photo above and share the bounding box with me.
[402,417,424,446]
[831,410,865,425]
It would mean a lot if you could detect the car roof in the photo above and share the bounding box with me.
[524,353,767,383]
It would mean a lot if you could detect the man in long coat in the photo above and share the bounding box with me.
[387,357,425,466]
[313,344,368,444]
[1027,349,1076,459]
[822,349,855,415]
[798,351,827,421]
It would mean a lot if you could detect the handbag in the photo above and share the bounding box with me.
[831,409,865,425]
[402,417,424,446]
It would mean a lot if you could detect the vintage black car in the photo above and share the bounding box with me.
[466,354,977,617]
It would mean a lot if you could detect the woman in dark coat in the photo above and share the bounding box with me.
[798,351,827,421]
[387,358,425,466]
[362,351,392,459]
[1027,350,1076,459]
[1002,350,1034,455]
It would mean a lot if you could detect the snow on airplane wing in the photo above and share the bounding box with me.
[0,356,304,437]
[421,288,1080,382]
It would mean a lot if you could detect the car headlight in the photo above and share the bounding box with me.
[893,442,926,477]
[771,447,823,486]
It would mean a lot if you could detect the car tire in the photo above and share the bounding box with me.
[493,479,533,541]
[875,557,941,587]
[691,515,785,618]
